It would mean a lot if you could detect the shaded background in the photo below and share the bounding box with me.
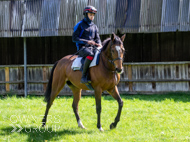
[0,32,190,64]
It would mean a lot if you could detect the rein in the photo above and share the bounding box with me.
[100,53,116,72]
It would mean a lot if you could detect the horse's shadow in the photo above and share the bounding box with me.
[1,126,93,142]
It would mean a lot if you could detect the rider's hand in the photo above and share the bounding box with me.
[87,40,96,45]
[95,43,102,47]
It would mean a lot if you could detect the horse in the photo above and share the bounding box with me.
[42,33,126,131]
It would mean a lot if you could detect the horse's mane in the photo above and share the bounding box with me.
[101,38,111,51]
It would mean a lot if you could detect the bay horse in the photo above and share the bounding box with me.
[42,33,126,131]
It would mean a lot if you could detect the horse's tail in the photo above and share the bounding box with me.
[44,61,58,103]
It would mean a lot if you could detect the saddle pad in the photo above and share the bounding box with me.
[71,50,100,71]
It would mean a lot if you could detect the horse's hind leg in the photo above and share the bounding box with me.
[70,85,85,129]
[42,90,64,127]
[42,101,51,127]
[42,73,66,127]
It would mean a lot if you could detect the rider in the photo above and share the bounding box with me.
[72,5,102,84]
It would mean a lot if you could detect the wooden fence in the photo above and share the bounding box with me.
[0,62,190,95]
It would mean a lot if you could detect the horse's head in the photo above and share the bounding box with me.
[109,33,126,74]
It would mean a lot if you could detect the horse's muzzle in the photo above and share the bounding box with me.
[116,68,123,74]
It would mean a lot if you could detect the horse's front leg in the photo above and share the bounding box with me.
[108,86,123,129]
[94,88,103,131]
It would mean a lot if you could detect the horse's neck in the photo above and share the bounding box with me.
[100,51,120,85]
[100,49,115,72]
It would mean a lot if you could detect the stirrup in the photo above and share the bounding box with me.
[81,77,87,84]
[81,76,91,84]
[87,79,91,83]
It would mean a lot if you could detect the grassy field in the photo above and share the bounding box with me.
[0,93,190,142]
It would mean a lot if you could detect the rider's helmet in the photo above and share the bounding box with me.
[83,5,97,17]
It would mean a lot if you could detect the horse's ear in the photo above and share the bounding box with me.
[111,32,116,41]
[121,34,126,42]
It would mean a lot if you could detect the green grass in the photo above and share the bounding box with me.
[0,93,190,142]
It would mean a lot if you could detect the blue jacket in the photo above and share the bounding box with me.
[72,18,101,51]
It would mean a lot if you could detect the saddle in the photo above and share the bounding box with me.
[71,49,101,90]
[71,49,101,71]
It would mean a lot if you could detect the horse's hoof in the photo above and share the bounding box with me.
[78,125,86,129]
[99,127,104,132]
[78,120,86,129]
[110,123,116,129]
[41,122,46,127]
[42,124,45,127]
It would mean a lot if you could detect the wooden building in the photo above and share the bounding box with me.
[0,0,190,95]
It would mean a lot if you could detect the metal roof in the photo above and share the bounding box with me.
[0,0,190,37]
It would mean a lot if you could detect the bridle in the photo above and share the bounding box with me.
[101,40,124,71]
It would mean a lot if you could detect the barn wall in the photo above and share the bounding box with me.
[0,32,190,65]
[1,0,190,37]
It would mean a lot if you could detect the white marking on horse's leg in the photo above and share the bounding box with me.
[99,127,104,132]
[78,120,85,129]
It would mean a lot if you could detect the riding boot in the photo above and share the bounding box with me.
[81,58,92,84]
